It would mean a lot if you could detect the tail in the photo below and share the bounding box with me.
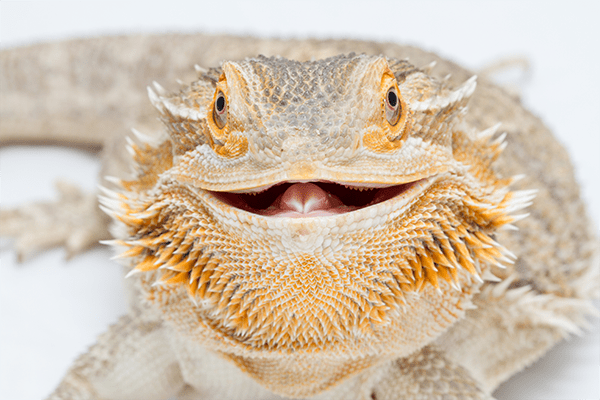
[0,35,188,150]
[0,33,264,149]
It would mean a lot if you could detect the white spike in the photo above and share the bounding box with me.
[125,268,141,279]
[98,195,122,210]
[125,136,136,148]
[490,258,508,269]
[544,316,583,335]
[453,75,477,105]
[491,132,508,146]
[465,75,478,90]
[507,199,535,211]
[497,141,508,153]
[421,61,437,74]
[514,196,537,206]
[176,79,185,86]
[194,64,207,75]
[145,201,168,212]
[104,176,123,185]
[132,210,160,220]
[509,213,531,223]
[514,188,539,198]
[478,123,502,140]
[510,174,526,184]
[159,97,206,121]
[498,256,515,266]
[500,223,519,231]
[188,294,199,307]
[502,247,517,260]
[147,86,164,112]
[110,252,130,261]
[450,281,461,291]
[507,195,534,208]
[131,128,152,144]
[412,75,477,112]
[152,81,167,96]
[97,185,120,199]
[505,285,532,300]
[482,269,502,282]
[492,274,517,297]
[126,144,136,157]
[97,196,121,209]
[99,239,120,246]
[99,204,118,218]
[512,199,535,210]
[522,192,539,202]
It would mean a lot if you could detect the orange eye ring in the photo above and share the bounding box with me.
[385,86,402,126]
[213,90,228,129]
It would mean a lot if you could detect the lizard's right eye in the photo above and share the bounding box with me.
[213,90,228,129]
[385,86,402,126]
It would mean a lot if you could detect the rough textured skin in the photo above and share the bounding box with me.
[1,34,598,400]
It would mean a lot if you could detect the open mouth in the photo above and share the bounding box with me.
[210,180,422,218]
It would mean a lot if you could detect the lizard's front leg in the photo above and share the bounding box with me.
[0,181,110,260]
[47,315,184,400]
[373,346,493,400]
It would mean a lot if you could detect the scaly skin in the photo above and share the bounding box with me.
[0,34,597,400]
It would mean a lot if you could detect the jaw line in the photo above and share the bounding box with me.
[197,177,435,226]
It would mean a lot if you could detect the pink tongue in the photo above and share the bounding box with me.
[270,183,343,216]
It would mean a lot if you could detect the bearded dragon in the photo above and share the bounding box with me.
[1,34,598,400]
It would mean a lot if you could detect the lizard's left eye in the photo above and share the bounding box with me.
[385,86,402,126]
[213,90,228,129]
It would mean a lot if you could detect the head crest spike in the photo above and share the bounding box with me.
[195,64,208,77]
[412,75,477,113]
[152,81,168,96]
[147,86,164,113]
[421,60,437,75]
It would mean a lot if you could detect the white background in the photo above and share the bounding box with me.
[1,1,599,399]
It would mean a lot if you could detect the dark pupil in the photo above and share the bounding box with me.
[387,90,398,108]
[216,95,226,112]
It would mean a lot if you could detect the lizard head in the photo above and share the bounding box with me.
[103,54,532,381]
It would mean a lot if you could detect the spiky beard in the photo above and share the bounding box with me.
[108,167,523,354]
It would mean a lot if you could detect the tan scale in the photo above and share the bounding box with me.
[107,54,532,396]
[0,35,597,400]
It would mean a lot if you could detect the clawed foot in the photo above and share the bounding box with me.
[0,181,109,261]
